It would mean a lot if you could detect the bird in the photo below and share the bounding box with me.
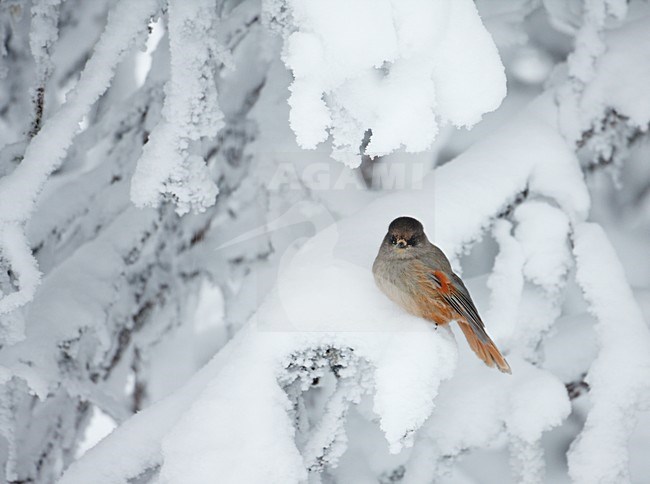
[372,216,511,373]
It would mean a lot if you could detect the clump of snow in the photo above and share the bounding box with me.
[482,197,575,363]
[513,201,571,292]
[276,0,507,166]
[372,329,457,453]
[506,365,571,484]
[484,219,524,342]
[130,0,224,215]
[402,359,569,484]
[479,197,573,365]
[505,367,571,444]
[513,288,562,363]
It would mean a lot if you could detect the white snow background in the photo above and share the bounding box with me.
[0,0,649,483]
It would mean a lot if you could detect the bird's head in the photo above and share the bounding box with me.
[381,216,428,258]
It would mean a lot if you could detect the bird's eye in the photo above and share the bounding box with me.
[390,235,397,245]
[407,237,416,246]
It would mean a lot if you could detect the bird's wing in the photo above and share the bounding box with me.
[412,261,511,372]
[426,269,490,343]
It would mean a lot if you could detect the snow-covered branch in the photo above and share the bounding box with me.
[2,1,650,482]
[59,89,618,483]
[569,223,650,483]
[130,0,225,215]
[0,0,159,315]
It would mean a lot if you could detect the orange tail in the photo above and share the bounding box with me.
[457,321,511,374]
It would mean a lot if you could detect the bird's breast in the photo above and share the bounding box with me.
[373,257,424,317]
[372,256,454,325]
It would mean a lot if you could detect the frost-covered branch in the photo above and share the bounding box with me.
[130,0,226,215]
[0,0,276,480]
[281,347,372,473]
[0,0,160,315]
[0,0,158,223]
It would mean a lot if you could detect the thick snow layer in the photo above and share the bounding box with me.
[280,0,507,166]
[402,359,569,484]
[568,223,650,484]
[59,92,601,483]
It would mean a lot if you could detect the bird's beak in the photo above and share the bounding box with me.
[396,238,407,249]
